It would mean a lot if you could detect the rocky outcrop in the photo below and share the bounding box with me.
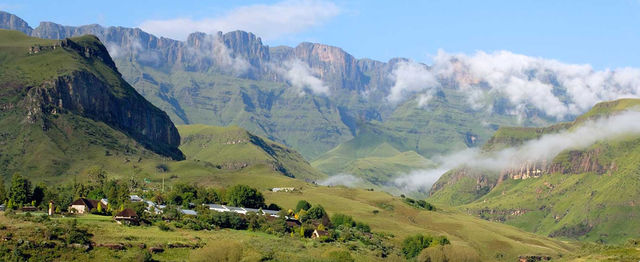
[500,148,614,180]
[293,42,369,92]
[0,11,32,35]
[21,37,183,160]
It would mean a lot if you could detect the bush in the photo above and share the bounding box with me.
[157,221,171,231]
[403,234,432,259]
[66,220,92,245]
[203,211,247,230]
[403,198,435,210]
[295,200,311,212]
[331,213,355,228]
[355,222,371,233]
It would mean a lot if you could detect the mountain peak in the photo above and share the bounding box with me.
[0,11,32,35]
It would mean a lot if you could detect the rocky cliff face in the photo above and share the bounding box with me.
[0,11,32,35]
[292,42,369,92]
[5,33,184,160]
[499,148,614,181]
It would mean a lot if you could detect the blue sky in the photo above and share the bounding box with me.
[2,0,639,69]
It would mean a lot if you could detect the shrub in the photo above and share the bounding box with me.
[157,221,171,231]
[66,220,92,245]
[403,234,431,259]
[402,234,452,259]
[331,213,355,228]
[295,200,311,212]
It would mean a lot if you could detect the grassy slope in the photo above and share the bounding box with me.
[313,89,552,189]
[429,99,640,244]
[177,124,325,181]
[116,61,354,159]
[312,123,434,187]
[0,30,170,181]
[163,126,576,261]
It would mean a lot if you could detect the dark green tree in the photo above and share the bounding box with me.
[305,205,327,220]
[9,173,32,206]
[226,185,264,208]
[32,183,47,207]
[0,177,7,203]
[295,200,312,212]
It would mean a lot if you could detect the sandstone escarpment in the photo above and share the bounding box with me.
[18,36,184,160]
[500,148,614,181]
[24,70,183,160]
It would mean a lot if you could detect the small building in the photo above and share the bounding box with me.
[204,204,280,217]
[285,219,301,228]
[129,195,143,202]
[69,198,106,214]
[312,229,329,239]
[180,209,197,216]
[272,187,295,192]
[205,204,229,213]
[0,204,5,211]
[21,206,37,212]
[114,208,139,225]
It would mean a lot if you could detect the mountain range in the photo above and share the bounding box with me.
[0,11,555,189]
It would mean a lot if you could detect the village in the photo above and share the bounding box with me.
[0,172,340,241]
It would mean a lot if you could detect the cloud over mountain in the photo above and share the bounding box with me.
[139,0,341,41]
[391,50,640,119]
[394,110,640,191]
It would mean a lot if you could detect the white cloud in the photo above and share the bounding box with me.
[387,61,439,105]
[394,110,640,191]
[276,59,330,95]
[319,173,364,187]
[139,0,341,41]
[185,34,250,75]
[430,50,640,119]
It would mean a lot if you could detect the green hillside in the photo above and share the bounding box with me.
[429,98,640,244]
[0,30,182,182]
[178,125,325,181]
[313,89,549,190]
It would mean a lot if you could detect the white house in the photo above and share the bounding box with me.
[272,187,295,192]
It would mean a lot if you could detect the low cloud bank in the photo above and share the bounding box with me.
[282,60,330,95]
[319,173,364,187]
[390,50,640,119]
[394,110,640,191]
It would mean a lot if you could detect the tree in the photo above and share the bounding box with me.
[295,200,311,212]
[0,178,7,203]
[226,185,264,208]
[32,184,46,207]
[9,173,32,206]
[306,205,327,220]
[267,203,282,211]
